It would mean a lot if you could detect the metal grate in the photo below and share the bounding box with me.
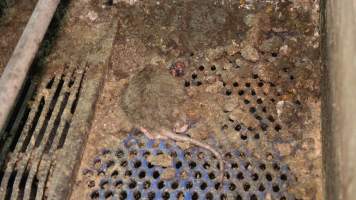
[182,63,295,142]
[85,133,295,200]
[0,65,86,199]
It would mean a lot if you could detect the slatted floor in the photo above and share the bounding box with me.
[0,65,85,200]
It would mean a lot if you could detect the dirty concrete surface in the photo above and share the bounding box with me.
[0,0,322,199]
[71,0,321,199]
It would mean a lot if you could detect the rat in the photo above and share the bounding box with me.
[121,64,225,184]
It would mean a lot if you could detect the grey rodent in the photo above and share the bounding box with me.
[121,65,187,132]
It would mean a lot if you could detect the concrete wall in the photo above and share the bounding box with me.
[323,0,356,199]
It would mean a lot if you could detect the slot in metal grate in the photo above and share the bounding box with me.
[0,65,86,200]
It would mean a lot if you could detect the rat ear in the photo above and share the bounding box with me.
[130,127,142,136]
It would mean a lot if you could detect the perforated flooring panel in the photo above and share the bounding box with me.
[85,133,294,200]
[73,0,321,200]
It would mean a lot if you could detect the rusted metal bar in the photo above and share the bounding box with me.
[0,0,61,132]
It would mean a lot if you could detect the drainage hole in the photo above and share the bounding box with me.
[262,107,267,112]
[124,170,132,177]
[176,191,184,199]
[153,171,160,179]
[90,190,99,199]
[214,182,221,190]
[220,194,227,200]
[147,162,154,168]
[211,65,216,71]
[229,183,236,191]
[199,65,205,71]
[249,107,256,113]
[224,152,232,159]
[266,173,273,181]
[143,181,151,189]
[189,161,197,169]
[273,163,280,171]
[240,134,248,140]
[248,90,255,96]
[192,192,199,200]
[268,115,275,122]
[235,124,242,131]
[250,194,258,200]
[280,174,288,181]
[99,180,109,189]
[148,192,155,200]
[200,182,208,190]
[111,170,119,178]
[129,180,137,189]
[171,181,179,189]
[106,160,115,168]
[260,123,268,131]
[259,163,266,170]
[194,171,202,179]
[162,192,170,199]
[105,191,114,199]
[119,191,127,200]
[237,172,244,180]
[197,151,205,159]
[273,184,280,192]
[134,160,142,168]
[120,160,128,167]
[129,150,137,156]
[231,162,238,168]
[209,172,216,179]
[184,80,190,87]
[254,133,260,139]
[206,192,214,200]
[251,173,259,181]
[88,181,95,188]
[203,162,211,169]
[157,181,165,189]
[275,124,282,132]
[185,181,193,189]
[175,161,182,169]
[170,151,178,157]
[138,171,146,179]
[114,180,123,188]
[134,191,141,200]
[224,172,231,179]
[143,151,150,157]
[243,183,250,191]
[236,194,243,200]
[259,184,266,191]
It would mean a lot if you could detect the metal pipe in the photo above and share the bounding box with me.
[324,0,356,199]
[0,0,61,131]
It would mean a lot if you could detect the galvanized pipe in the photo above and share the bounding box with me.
[0,0,61,131]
